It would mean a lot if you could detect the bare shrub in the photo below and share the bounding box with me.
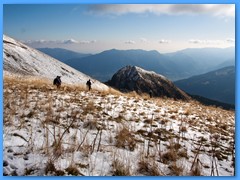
[83,119,98,130]
[161,149,178,164]
[45,160,56,175]
[178,148,188,159]
[82,101,96,115]
[112,159,131,176]
[138,158,162,176]
[65,165,82,176]
[169,162,184,176]
[115,127,136,151]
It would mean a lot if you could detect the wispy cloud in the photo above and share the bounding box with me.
[125,40,136,44]
[22,39,97,45]
[140,38,148,43]
[87,4,235,17]
[79,40,97,44]
[159,39,171,44]
[188,39,224,44]
[226,38,235,43]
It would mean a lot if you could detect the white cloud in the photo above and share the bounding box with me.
[188,39,224,44]
[23,38,96,45]
[125,40,136,44]
[22,39,50,44]
[226,38,235,43]
[188,39,203,44]
[140,38,148,43]
[79,40,97,44]
[87,4,235,17]
[159,39,171,44]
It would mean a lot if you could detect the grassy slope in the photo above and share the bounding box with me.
[3,75,235,176]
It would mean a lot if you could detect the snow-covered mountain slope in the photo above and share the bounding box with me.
[3,76,235,176]
[3,34,109,91]
[106,66,190,101]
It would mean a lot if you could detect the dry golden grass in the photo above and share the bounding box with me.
[4,74,122,96]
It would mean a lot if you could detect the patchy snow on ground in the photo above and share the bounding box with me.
[3,75,235,176]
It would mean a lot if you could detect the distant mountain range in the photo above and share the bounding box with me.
[14,41,236,106]
[106,65,190,101]
[174,66,235,105]
[58,47,234,82]
[37,48,91,63]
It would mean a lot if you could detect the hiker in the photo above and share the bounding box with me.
[149,90,153,98]
[86,79,92,91]
[53,76,61,88]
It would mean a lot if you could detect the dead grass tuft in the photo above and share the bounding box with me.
[115,127,136,151]
[45,160,56,175]
[65,165,81,176]
[169,162,184,176]
[112,158,131,176]
[138,157,162,176]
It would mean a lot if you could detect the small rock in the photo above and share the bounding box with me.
[23,155,29,160]
[7,149,13,153]
[3,160,9,167]
[11,170,18,176]
[10,164,18,169]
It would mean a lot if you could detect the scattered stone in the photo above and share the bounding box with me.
[10,164,18,169]
[7,149,13,153]
[3,160,9,167]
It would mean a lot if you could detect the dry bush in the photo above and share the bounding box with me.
[161,145,178,164]
[78,144,92,157]
[115,127,136,151]
[178,148,188,159]
[161,150,178,164]
[82,101,96,115]
[65,165,81,176]
[169,162,184,176]
[183,109,191,116]
[24,167,37,176]
[45,160,56,175]
[112,158,131,176]
[180,126,187,133]
[83,119,98,130]
[138,157,162,176]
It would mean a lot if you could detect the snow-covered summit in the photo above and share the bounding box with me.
[3,34,109,91]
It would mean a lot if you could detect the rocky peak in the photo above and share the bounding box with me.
[106,66,190,101]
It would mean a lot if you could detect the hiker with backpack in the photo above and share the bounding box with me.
[53,76,61,88]
[86,79,92,91]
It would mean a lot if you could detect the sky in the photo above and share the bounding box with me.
[3,4,235,54]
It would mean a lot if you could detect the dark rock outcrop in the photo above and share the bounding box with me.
[106,66,190,101]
